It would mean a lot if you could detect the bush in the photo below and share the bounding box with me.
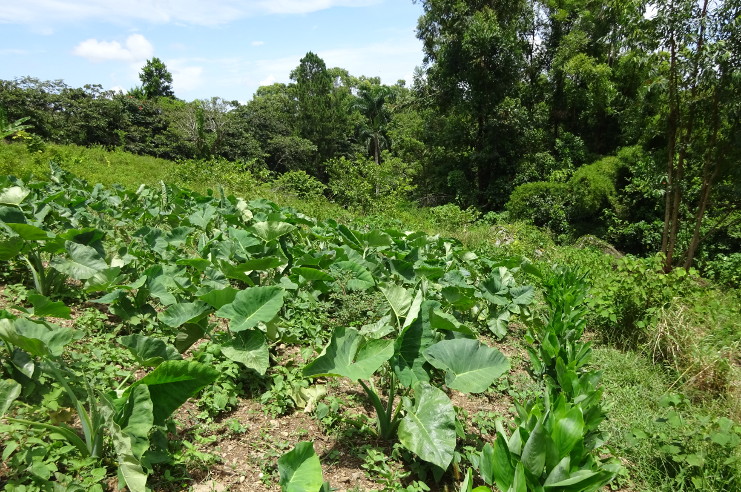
[272,170,326,200]
[568,156,623,220]
[506,181,571,236]
[428,203,480,230]
[326,154,415,213]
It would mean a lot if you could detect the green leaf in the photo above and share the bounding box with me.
[100,404,148,492]
[7,223,53,240]
[0,379,21,417]
[398,382,456,469]
[199,286,239,309]
[249,221,296,242]
[0,206,26,224]
[0,237,23,260]
[118,334,182,367]
[521,420,547,478]
[51,241,107,280]
[333,261,375,291]
[174,323,206,354]
[215,286,284,332]
[552,406,584,459]
[293,267,335,282]
[0,186,30,206]
[116,384,154,460]
[220,329,270,375]
[278,441,324,492]
[380,283,413,326]
[510,286,535,306]
[430,310,476,336]
[490,432,516,491]
[424,339,509,393]
[511,462,527,492]
[0,318,81,357]
[123,360,219,425]
[158,302,210,328]
[392,302,437,387]
[303,326,394,382]
[27,293,71,319]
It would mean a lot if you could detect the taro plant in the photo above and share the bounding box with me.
[472,391,621,492]
[0,315,218,492]
[303,300,510,471]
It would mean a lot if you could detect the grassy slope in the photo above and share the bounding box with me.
[2,142,739,491]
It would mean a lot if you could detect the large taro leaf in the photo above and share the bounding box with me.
[6,223,52,241]
[51,241,107,280]
[215,286,284,333]
[303,326,394,382]
[424,339,510,394]
[0,186,30,206]
[199,286,239,309]
[158,301,210,328]
[27,293,71,319]
[397,382,456,470]
[249,221,296,242]
[99,404,148,492]
[0,379,22,417]
[391,301,437,388]
[278,441,324,492]
[123,360,219,426]
[115,384,154,460]
[220,329,270,375]
[0,236,23,260]
[118,334,182,367]
[379,283,413,327]
[0,318,81,358]
[333,261,374,291]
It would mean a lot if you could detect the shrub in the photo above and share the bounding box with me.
[568,156,623,220]
[326,154,415,213]
[506,181,571,236]
[428,203,480,230]
[272,170,326,200]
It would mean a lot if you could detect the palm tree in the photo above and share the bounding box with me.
[353,85,393,164]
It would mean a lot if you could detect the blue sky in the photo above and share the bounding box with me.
[0,0,425,102]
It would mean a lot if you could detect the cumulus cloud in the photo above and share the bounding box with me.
[1,0,382,27]
[73,34,154,63]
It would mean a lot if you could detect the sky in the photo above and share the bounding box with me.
[0,0,426,102]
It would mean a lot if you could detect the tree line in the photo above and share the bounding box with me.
[1,0,739,279]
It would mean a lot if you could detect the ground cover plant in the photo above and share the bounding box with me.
[0,163,738,491]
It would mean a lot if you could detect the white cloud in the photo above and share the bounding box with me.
[73,34,154,63]
[1,0,382,27]
[251,41,265,47]
[258,74,276,86]
[168,60,205,94]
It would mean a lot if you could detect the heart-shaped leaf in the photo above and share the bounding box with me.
[215,286,284,332]
[397,382,456,469]
[303,326,393,382]
[424,339,509,393]
[278,441,324,492]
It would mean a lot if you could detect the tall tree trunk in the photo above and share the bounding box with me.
[683,82,719,270]
[662,33,678,266]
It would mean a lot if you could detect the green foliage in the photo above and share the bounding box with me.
[629,394,741,491]
[506,181,571,237]
[326,154,415,212]
[138,57,175,99]
[273,170,326,199]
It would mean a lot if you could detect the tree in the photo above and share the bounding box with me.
[139,57,175,99]
[290,52,354,176]
[416,0,532,207]
[353,83,393,164]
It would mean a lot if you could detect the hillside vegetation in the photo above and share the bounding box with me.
[0,144,738,491]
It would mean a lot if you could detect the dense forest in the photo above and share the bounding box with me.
[2,0,739,283]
